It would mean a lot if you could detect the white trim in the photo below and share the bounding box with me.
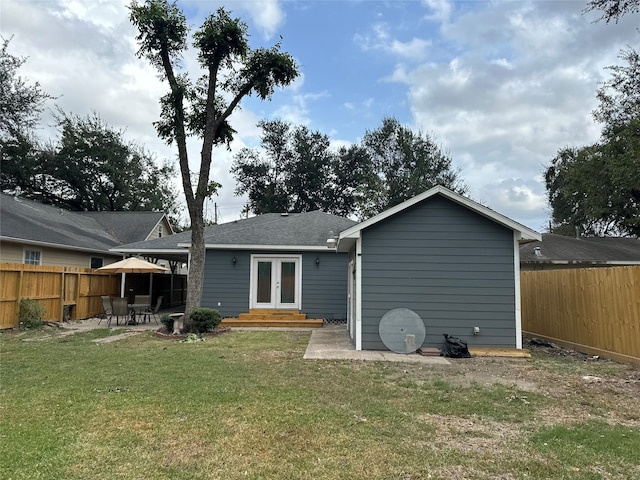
[2,236,116,256]
[347,257,355,341]
[113,248,189,255]
[513,232,523,349]
[249,254,302,310]
[23,247,42,265]
[523,260,640,266]
[146,215,175,240]
[338,185,541,251]
[355,237,362,351]
[178,243,329,251]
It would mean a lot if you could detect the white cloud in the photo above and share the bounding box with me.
[355,23,430,61]
[241,0,286,39]
[422,0,452,22]
[381,0,636,229]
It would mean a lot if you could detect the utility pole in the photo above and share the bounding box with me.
[214,202,218,224]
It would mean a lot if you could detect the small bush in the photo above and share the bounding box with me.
[160,314,174,332]
[18,299,45,329]
[189,308,222,334]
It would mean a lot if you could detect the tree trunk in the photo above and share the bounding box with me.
[177,211,205,333]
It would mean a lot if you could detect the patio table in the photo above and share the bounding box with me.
[127,303,150,325]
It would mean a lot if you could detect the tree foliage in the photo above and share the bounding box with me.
[0,37,180,223]
[129,0,298,321]
[0,37,53,142]
[232,117,466,219]
[360,117,466,217]
[545,36,640,236]
[232,120,373,217]
[584,0,640,23]
[0,37,53,195]
[42,111,179,214]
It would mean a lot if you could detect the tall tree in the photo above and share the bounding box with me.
[545,51,639,235]
[232,120,376,217]
[360,117,466,217]
[232,119,291,214]
[130,1,298,324]
[41,111,179,215]
[0,37,54,195]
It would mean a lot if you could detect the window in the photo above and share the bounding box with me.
[158,224,163,238]
[24,249,41,265]
[90,257,104,269]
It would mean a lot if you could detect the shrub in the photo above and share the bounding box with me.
[189,308,222,334]
[160,314,174,332]
[18,299,45,329]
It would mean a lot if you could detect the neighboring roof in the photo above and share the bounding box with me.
[337,185,541,252]
[0,193,171,255]
[0,193,119,254]
[520,233,640,266]
[79,211,171,244]
[115,210,358,257]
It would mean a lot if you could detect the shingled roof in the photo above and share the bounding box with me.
[79,211,169,244]
[115,211,358,257]
[0,193,170,254]
[520,233,640,266]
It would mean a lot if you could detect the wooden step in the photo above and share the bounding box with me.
[238,312,307,320]
[221,317,323,328]
[247,309,304,315]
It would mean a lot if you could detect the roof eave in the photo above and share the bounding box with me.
[178,243,334,251]
[0,236,119,256]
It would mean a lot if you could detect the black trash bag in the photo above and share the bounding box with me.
[440,334,471,358]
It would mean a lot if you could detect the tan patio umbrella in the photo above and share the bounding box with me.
[98,257,168,297]
[97,257,168,274]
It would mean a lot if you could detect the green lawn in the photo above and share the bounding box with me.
[1,327,638,480]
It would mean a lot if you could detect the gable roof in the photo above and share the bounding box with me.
[79,211,171,244]
[199,211,357,249]
[337,185,541,251]
[0,193,170,254]
[520,233,640,266]
[115,210,358,258]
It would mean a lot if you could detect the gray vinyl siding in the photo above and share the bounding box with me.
[360,195,516,350]
[201,250,252,317]
[301,251,349,320]
[201,249,348,319]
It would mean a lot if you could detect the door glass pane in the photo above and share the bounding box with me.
[257,261,272,303]
[280,261,296,304]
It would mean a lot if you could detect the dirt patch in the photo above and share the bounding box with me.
[152,326,231,340]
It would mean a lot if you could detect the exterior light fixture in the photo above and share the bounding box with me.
[232,256,237,266]
[315,256,320,267]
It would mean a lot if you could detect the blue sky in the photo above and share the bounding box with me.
[3,0,638,230]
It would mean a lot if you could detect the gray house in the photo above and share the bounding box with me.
[116,211,357,320]
[336,186,541,351]
[116,186,540,351]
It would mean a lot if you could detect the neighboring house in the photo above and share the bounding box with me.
[336,186,540,351]
[116,211,358,320]
[520,233,640,271]
[0,192,174,269]
[117,186,541,352]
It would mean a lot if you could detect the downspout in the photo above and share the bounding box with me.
[513,232,522,349]
[355,235,363,351]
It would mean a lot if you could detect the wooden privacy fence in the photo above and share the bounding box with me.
[521,266,640,366]
[0,263,120,329]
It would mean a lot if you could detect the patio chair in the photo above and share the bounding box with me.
[142,296,163,324]
[110,297,130,327]
[98,296,112,325]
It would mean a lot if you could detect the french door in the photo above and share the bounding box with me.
[250,255,301,309]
